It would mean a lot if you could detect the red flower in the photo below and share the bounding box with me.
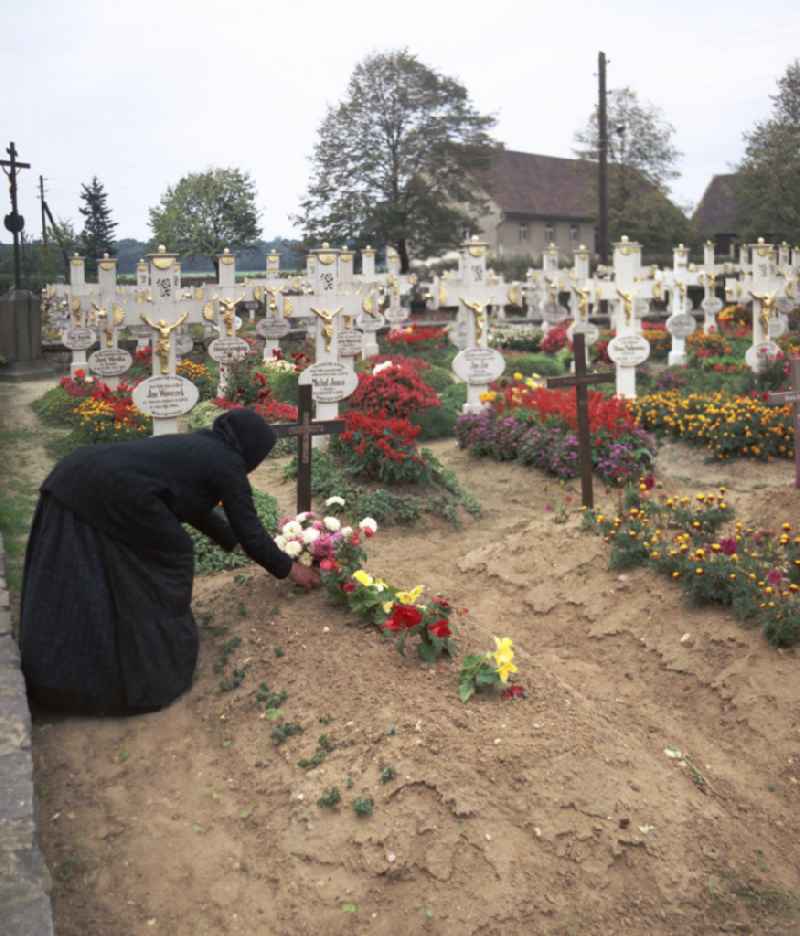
[428,619,451,639]
[501,684,526,701]
[385,605,422,631]
[641,474,655,490]
[341,582,355,593]
[74,369,86,379]
[431,595,450,610]
[319,559,337,572]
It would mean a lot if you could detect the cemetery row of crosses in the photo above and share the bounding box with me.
[30,229,800,664]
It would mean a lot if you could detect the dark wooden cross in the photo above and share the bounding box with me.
[767,357,800,489]
[272,385,345,512]
[1,142,31,290]
[545,333,615,508]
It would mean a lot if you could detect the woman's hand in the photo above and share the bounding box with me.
[288,561,321,590]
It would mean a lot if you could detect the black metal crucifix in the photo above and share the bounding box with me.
[1,142,31,290]
[272,385,345,513]
[545,333,615,509]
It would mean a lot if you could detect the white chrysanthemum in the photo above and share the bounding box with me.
[359,517,378,533]
[325,496,346,508]
[284,540,303,558]
[282,520,303,537]
[324,516,341,532]
[297,511,311,523]
[341,526,353,538]
[298,552,313,566]
[275,534,287,551]
[302,527,321,544]
[372,361,392,376]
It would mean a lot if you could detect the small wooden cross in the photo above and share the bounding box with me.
[545,333,616,508]
[767,357,800,489]
[272,385,345,512]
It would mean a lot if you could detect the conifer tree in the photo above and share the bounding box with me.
[78,176,118,274]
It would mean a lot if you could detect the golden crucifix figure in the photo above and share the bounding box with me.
[265,288,280,316]
[202,301,215,323]
[460,298,486,344]
[701,272,717,290]
[141,311,188,372]
[91,303,114,345]
[310,307,341,353]
[218,297,240,337]
[751,292,777,333]
[70,297,82,326]
[616,289,634,325]
[572,286,591,318]
[361,292,378,318]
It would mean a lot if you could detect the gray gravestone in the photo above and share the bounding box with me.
[0,290,55,381]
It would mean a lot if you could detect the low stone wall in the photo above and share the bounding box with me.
[0,533,54,935]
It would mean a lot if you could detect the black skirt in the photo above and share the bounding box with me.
[20,493,198,714]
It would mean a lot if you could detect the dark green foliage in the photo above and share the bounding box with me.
[271,722,303,745]
[262,366,299,404]
[297,49,497,270]
[31,386,81,426]
[379,766,396,784]
[297,734,336,770]
[255,682,287,710]
[219,668,246,692]
[149,168,261,257]
[78,176,117,273]
[284,449,479,528]
[504,353,566,377]
[352,797,374,817]
[411,382,466,440]
[188,489,278,575]
[317,787,341,809]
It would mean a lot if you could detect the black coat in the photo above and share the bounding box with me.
[21,410,291,713]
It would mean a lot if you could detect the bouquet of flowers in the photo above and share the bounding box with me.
[275,497,377,569]
[458,637,523,702]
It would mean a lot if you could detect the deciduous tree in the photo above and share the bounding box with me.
[297,49,498,272]
[149,168,262,265]
[736,60,800,242]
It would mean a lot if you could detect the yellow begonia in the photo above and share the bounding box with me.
[396,585,424,605]
[497,660,518,683]
[491,636,515,668]
[383,600,395,614]
[352,570,373,587]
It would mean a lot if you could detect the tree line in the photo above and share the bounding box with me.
[19,50,799,280]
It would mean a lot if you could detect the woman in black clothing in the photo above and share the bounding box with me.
[20,409,318,715]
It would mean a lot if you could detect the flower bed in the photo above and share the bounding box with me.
[585,487,800,647]
[631,390,795,461]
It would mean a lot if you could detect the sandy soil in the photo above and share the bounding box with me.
[6,382,800,936]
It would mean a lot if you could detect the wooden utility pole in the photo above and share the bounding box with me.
[597,52,609,268]
[1,142,32,290]
[39,176,48,246]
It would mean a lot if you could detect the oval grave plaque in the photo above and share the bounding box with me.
[745,340,781,369]
[702,297,723,315]
[298,361,358,403]
[452,348,506,385]
[384,307,408,325]
[768,314,789,339]
[132,375,199,418]
[256,317,291,340]
[567,322,600,345]
[357,312,385,332]
[666,313,697,338]
[88,348,133,377]
[175,334,194,355]
[338,329,364,357]
[209,336,251,364]
[607,334,651,367]
[62,327,96,351]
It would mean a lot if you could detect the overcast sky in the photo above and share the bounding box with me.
[2,0,797,246]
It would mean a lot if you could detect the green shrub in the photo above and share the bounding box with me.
[263,367,299,403]
[418,363,454,392]
[503,352,566,377]
[32,385,81,426]
[187,400,222,431]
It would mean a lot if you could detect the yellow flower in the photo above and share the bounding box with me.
[352,570,373,587]
[382,600,395,614]
[396,585,424,605]
[497,660,518,683]
[373,578,388,592]
[513,371,523,381]
[492,636,515,668]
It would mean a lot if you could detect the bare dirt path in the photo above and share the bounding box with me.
[3,381,796,936]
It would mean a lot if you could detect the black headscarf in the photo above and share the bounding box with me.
[209,409,276,472]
